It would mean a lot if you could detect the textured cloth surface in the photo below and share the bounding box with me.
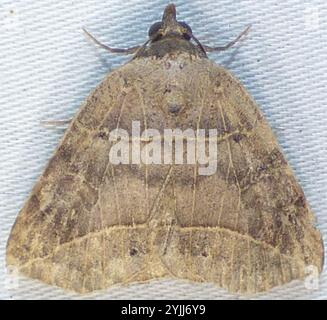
[0,0,327,300]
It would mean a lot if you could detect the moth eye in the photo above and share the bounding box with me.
[148,21,163,37]
[179,21,192,36]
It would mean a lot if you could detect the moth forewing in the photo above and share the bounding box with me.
[7,3,324,295]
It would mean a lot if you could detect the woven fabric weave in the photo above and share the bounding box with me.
[0,0,326,299]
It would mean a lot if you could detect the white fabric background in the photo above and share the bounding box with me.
[0,0,326,300]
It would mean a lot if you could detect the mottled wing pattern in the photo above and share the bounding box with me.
[6,62,173,293]
[7,54,323,294]
[155,59,324,293]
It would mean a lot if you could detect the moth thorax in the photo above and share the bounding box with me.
[164,84,185,115]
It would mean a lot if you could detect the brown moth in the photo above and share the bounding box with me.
[7,4,324,294]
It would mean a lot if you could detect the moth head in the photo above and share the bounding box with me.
[148,3,192,42]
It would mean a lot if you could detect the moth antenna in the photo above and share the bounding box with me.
[202,25,251,52]
[82,27,141,54]
[41,119,72,127]
[189,33,208,57]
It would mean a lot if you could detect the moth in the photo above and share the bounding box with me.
[7,4,324,294]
